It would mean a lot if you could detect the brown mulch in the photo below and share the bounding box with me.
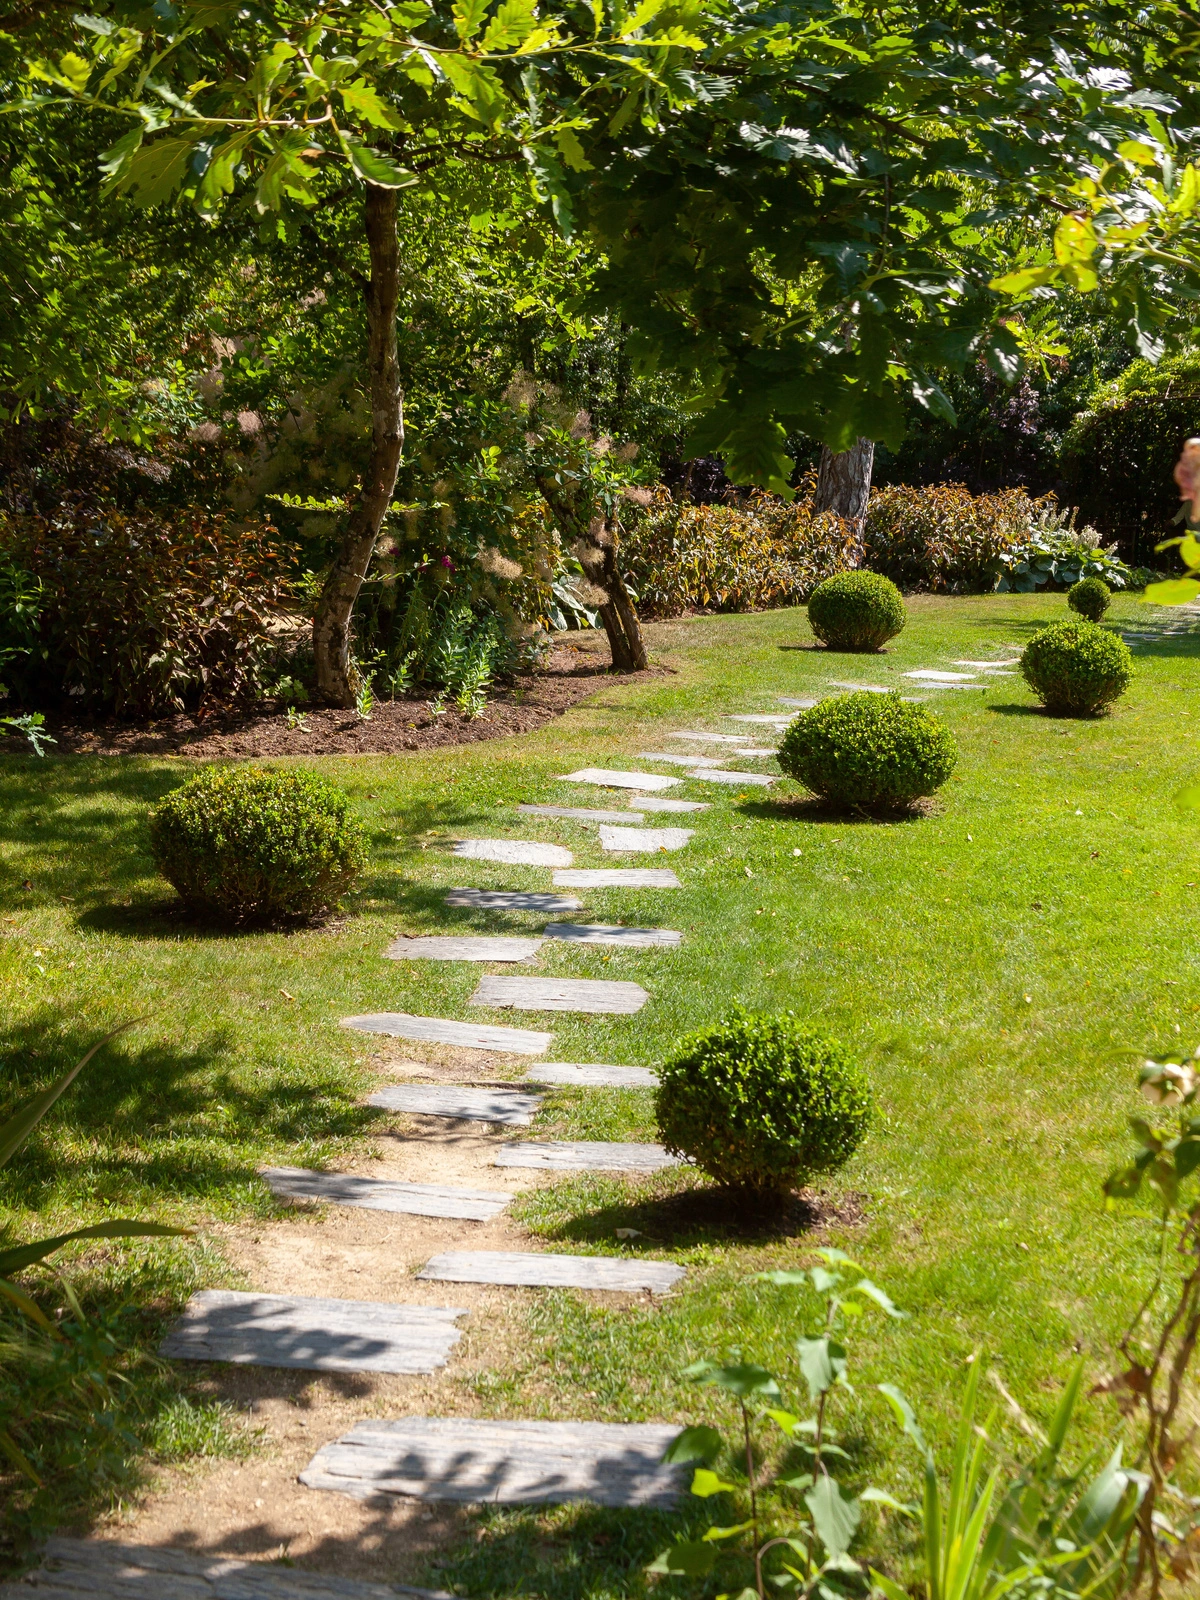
[9,643,667,759]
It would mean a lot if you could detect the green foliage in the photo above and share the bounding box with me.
[807,573,906,653]
[148,767,367,923]
[779,693,957,814]
[0,715,54,757]
[654,1009,871,1200]
[862,485,1041,595]
[1020,622,1133,717]
[994,506,1141,594]
[1068,576,1112,622]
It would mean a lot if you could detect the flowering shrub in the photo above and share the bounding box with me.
[995,506,1142,592]
[862,482,1043,592]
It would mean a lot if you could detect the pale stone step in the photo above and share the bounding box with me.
[160,1290,467,1375]
[444,887,581,912]
[543,922,681,948]
[494,1140,679,1172]
[517,804,641,823]
[728,747,776,758]
[342,1013,552,1055]
[635,751,724,767]
[687,769,775,787]
[416,1251,685,1293]
[300,1418,687,1506]
[365,1085,542,1125]
[953,659,1020,669]
[724,713,796,724]
[778,697,818,707]
[559,768,680,791]
[554,868,681,888]
[668,730,749,744]
[904,669,977,682]
[261,1166,512,1220]
[384,935,542,962]
[524,1062,659,1087]
[452,839,572,867]
[598,825,694,852]
[470,975,648,1015]
[634,796,709,813]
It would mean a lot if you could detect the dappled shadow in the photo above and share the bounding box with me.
[531,1180,863,1248]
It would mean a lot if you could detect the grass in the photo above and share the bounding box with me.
[1,590,1198,1588]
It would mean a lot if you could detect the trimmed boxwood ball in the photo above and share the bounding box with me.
[1068,575,1112,622]
[778,691,957,813]
[1021,620,1133,716]
[807,571,906,651]
[150,766,368,922]
[655,1007,871,1201]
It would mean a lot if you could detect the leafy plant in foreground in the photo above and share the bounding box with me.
[1020,622,1133,717]
[0,713,54,757]
[779,692,957,813]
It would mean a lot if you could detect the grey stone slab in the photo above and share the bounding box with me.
[729,747,777,758]
[687,769,775,787]
[366,1085,543,1125]
[444,887,582,912]
[517,804,641,823]
[635,751,724,767]
[598,825,693,853]
[778,697,818,707]
[668,730,748,744]
[0,1538,452,1600]
[904,669,977,682]
[494,1141,680,1172]
[470,975,648,1015]
[554,868,682,888]
[261,1166,512,1220]
[525,1062,659,1088]
[341,1013,553,1055]
[452,839,572,867]
[417,1251,685,1293]
[828,681,893,693]
[634,796,709,813]
[160,1290,467,1376]
[543,922,681,948]
[384,936,543,962]
[725,713,796,724]
[559,768,680,791]
[300,1418,687,1507]
[953,659,1020,669]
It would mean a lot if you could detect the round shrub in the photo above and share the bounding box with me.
[1068,575,1112,622]
[149,766,368,922]
[1020,620,1133,716]
[655,1008,871,1201]
[777,691,957,812]
[807,571,906,651]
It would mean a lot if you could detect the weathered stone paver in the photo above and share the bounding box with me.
[365,1085,543,1125]
[725,713,796,724]
[525,1062,659,1087]
[494,1141,679,1171]
[416,1252,685,1293]
[559,767,680,791]
[543,922,681,948]
[635,795,709,813]
[261,1167,512,1220]
[452,839,573,867]
[341,1013,553,1054]
[517,804,642,823]
[668,730,750,743]
[384,935,542,962]
[904,669,977,682]
[470,975,649,1014]
[445,887,582,912]
[635,750,725,767]
[554,867,682,887]
[778,696,818,707]
[598,825,694,852]
[688,769,774,787]
[160,1291,468,1375]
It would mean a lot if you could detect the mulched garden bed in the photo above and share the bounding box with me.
[7,642,666,759]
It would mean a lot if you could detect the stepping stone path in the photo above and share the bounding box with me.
[635,750,725,766]
[160,1290,467,1375]
[954,659,1020,670]
[689,769,775,787]
[445,887,581,912]
[416,1251,685,1293]
[525,1062,659,1087]
[384,935,542,962]
[725,713,795,724]
[635,795,709,813]
[544,922,682,948]
[452,839,573,867]
[494,1141,679,1172]
[470,975,649,1015]
[778,696,818,707]
[517,803,642,823]
[342,1013,553,1054]
[262,1166,512,1220]
[560,767,680,790]
[598,825,694,852]
[730,747,777,757]
[0,1539,454,1600]
[669,729,751,743]
[367,1085,543,1125]
[554,867,682,888]
[299,1418,687,1507]
[828,681,892,692]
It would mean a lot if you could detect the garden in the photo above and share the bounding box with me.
[7,0,1200,1596]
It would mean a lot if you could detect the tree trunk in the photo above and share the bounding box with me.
[313,184,404,707]
[535,472,647,672]
[815,437,875,552]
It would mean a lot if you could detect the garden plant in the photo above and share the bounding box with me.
[1020,621,1134,717]
[778,692,957,813]
[806,573,907,653]
[1068,576,1112,622]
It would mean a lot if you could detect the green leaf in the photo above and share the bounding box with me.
[438,54,509,127]
[480,0,538,50]
[877,1384,928,1454]
[646,1540,718,1576]
[662,1423,723,1464]
[0,1275,54,1329]
[1145,577,1200,606]
[553,126,593,172]
[989,264,1058,295]
[0,1022,139,1169]
[344,139,416,188]
[868,1570,909,1600]
[796,1337,847,1400]
[687,1361,781,1400]
[859,1487,915,1514]
[339,81,405,130]
[453,0,489,41]
[1174,783,1200,812]
[691,1467,738,1497]
[118,137,197,207]
[805,1475,861,1558]
[848,1278,904,1319]
[0,1220,190,1278]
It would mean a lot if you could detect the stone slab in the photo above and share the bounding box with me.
[598,825,694,853]
[366,1085,543,1125]
[634,796,709,813]
[904,669,977,682]
[517,804,641,823]
[342,1013,552,1055]
[729,747,777,757]
[559,768,680,791]
[635,751,724,767]
[724,713,796,724]
[299,1418,687,1507]
[687,769,775,787]
[0,1538,452,1600]
[261,1166,512,1220]
[668,730,749,744]
[470,975,648,1014]
[828,681,893,692]
[953,659,1020,669]
[416,1251,685,1293]
[778,697,818,707]
[384,935,542,962]
[525,1062,659,1087]
[452,839,572,867]
[444,887,582,912]
[160,1290,467,1376]
[543,922,681,948]
[554,868,682,888]
[494,1141,680,1172]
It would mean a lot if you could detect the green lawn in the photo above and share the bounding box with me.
[1,591,1197,1589]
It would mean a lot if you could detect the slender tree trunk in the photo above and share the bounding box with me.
[313,184,404,706]
[815,437,875,554]
[535,472,647,672]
